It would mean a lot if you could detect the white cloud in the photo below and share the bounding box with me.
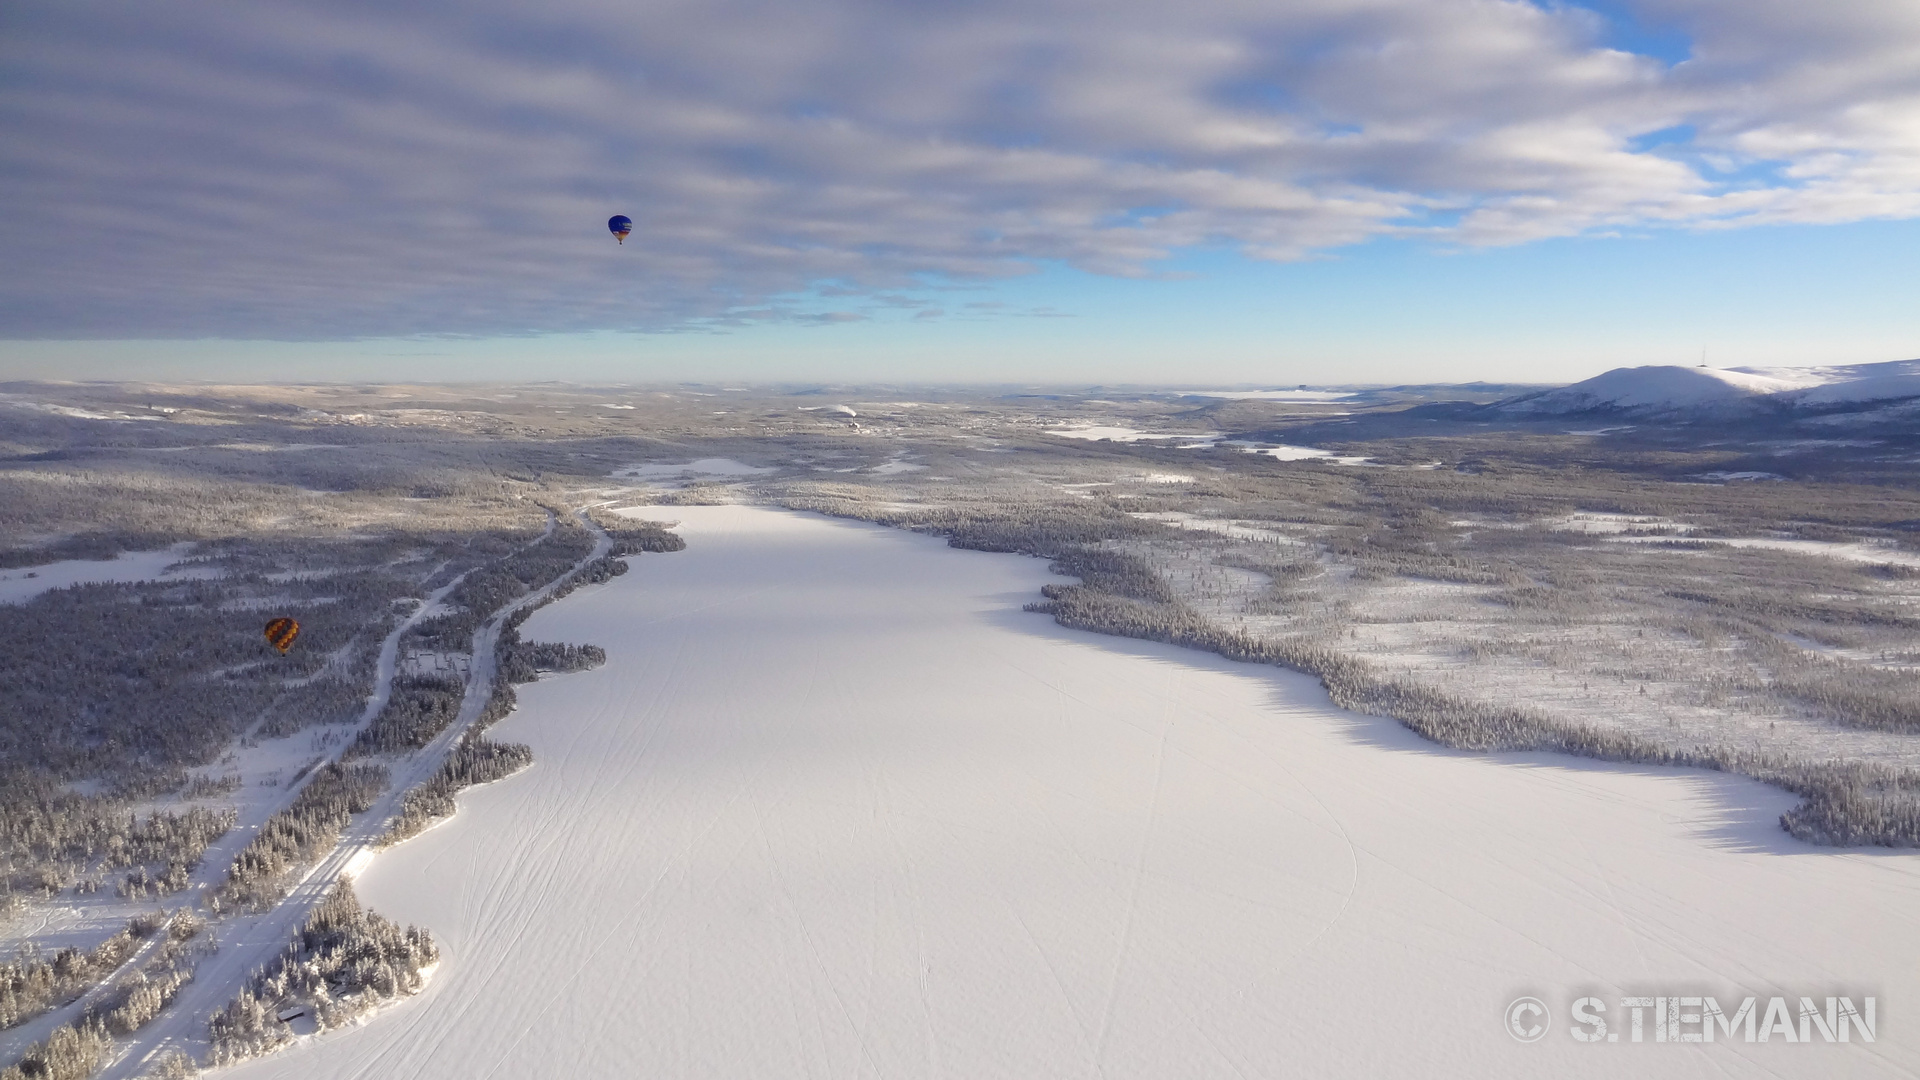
[1,0,1916,337]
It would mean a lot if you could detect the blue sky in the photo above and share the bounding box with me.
[2,1,1917,385]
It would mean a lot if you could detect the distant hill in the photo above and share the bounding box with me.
[1491,359,1920,420]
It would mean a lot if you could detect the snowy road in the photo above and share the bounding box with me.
[222,506,1920,1079]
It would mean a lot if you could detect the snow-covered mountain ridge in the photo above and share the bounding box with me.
[1495,358,1920,418]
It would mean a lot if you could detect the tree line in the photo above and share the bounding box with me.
[584,510,686,555]
[378,735,534,848]
[405,513,596,654]
[377,613,606,845]
[1030,568,1920,847]
[777,478,1920,849]
[212,762,388,912]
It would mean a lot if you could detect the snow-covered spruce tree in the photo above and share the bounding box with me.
[0,1018,114,1080]
[207,986,287,1066]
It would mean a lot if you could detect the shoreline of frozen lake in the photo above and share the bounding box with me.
[223,506,1920,1079]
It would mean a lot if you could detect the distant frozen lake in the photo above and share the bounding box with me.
[227,506,1920,1079]
[612,457,774,482]
[0,542,214,605]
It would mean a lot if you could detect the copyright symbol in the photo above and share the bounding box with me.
[1505,997,1550,1043]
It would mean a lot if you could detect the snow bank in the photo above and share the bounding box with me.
[223,507,1920,1079]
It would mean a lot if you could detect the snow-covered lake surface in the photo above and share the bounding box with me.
[612,457,774,482]
[1042,426,1376,464]
[1046,424,1214,442]
[0,542,214,604]
[1240,443,1371,465]
[1165,389,1356,402]
[226,507,1920,1079]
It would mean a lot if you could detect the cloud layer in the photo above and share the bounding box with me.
[4,0,1918,338]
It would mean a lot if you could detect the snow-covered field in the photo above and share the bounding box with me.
[224,507,1920,1079]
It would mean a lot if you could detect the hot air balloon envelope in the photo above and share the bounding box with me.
[608,215,632,244]
[264,617,300,655]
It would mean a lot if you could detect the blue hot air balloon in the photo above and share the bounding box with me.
[608,215,633,244]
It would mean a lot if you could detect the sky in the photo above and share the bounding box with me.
[2,0,1917,386]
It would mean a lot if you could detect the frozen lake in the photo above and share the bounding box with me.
[226,506,1920,1078]
[0,542,212,605]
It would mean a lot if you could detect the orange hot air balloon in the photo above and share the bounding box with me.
[264,617,300,655]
